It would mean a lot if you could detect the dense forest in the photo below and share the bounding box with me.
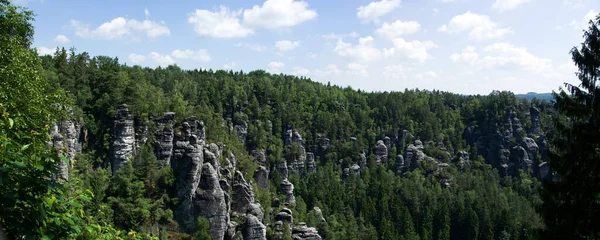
[1,1,600,239]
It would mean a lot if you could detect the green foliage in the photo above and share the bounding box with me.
[542,12,600,239]
[194,217,211,240]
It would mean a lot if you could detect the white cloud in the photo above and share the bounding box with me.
[563,0,585,8]
[292,67,310,76]
[492,0,533,11]
[69,14,170,40]
[188,6,253,38]
[347,63,369,77]
[584,9,598,25]
[275,40,300,52]
[357,0,401,23]
[54,35,70,45]
[415,71,438,79]
[450,46,479,64]
[383,64,408,79]
[148,52,175,67]
[441,0,462,2]
[171,49,211,62]
[375,20,421,39]
[36,46,56,56]
[383,38,438,62]
[129,53,147,63]
[235,43,266,51]
[145,8,150,18]
[450,43,552,73]
[433,8,439,16]
[313,64,342,77]
[307,53,318,59]
[243,0,317,29]
[334,36,382,62]
[437,11,511,41]
[267,61,285,73]
[224,61,237,69]
[557,10,598,31]
[322,32,359,40]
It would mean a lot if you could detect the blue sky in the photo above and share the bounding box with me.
[19,0,599,94]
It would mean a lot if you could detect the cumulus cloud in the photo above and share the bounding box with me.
[450,43,552,73]
[313,64,342,77]
[334,36,382,62]
[437,11,511,41]
[275,40,300,52]
[36,46,56,56]
[383,38,438,62]
[292,67,310,76]
[54,35,70,45]
[129,49,211,67]
[188,6,253,38]
[375,20,421,39]
[347,63,369,77]
[267,61,285,73]
[492,0,533,11]
[383,64,408,79]
[235,43,266,51]
[357,0,401,23]
[128,53,147,63]
[224,61,237,70]
[70,11,170,40]
[243,0,317,29]
[171,49,211,62]
[322,32,359,40]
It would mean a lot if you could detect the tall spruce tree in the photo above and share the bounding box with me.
[542,13,600,239]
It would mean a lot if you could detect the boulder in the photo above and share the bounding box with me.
[275,208,293,225]
[375,140,388,164]
[306,152,316,173]
[235,121,248,144]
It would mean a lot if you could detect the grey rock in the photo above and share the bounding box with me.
[342,168,350,178]
[306,152,316,173]
[231,171,255,213]
[359,152,367,169]
[173,133,204,231]
[194,163,228,240]
[395,155,405,173]
[235,121,248,144]
[414,140,424,150]
[154,113,175,167]
[292,222,322,240]
[455,151,470,168]
[522,137,539,162]
[111,105,136,173]
[310,207,326,223]
[247,203,264,222]
[281,179,296,205]
[350,164,361,175]
[275,208,293,225]
[243,214,266,240]
[49,123,68,180]
[254,166,269,189]
[277,161,289,180]
[530,106,541,134]
[383,136,392,152]
[251,149,267,166]
[226,221,239,240]
[375,140,388,164]
[405,144,425,169]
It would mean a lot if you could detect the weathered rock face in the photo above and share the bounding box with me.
[455,151,470,168]
[281,179,296,206]
[243,214,266,240]
[284,129,308,174]
[235,121,248,144]
[292,222,322,240]
[405,144,425,169]
[383,136,392,152]
[310,207,326,224]
[530,106,541,135]
[350,164,360,176]
[375,140,388,164]
[251,149,267,166]
[275,208,293,225]
[154,112,175,167]
[277,161,289,180]
[306,152,316,173]
[231,171,255,213]
[111,105,136,173]
[254,166,269,189]
[511,146,532,173]
[194,163,228,240]
[359,152,367,169]
[49,123,68,180]
[247,203,264,222]
[172,130,204,231]
[395,155,405,174]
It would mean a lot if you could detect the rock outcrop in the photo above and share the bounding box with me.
[306,152,316,173]
[172,128,204,231]
[374,140,388,164]
[194,163,228,240]
[292,222,322,240]
[232,171,255,213]
[254,166,269,189]
[243,214,267,240]
[154,112,175,167]
[395,155,406,174]
[235,121,248,144]
[49,123,68,180]
[111,105,136,173]
[275,208,294,225]
[281,179,296,205]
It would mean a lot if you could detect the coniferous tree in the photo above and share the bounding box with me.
[542,13,600,239]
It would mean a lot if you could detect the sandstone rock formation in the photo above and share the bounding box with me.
[281,179,296,206]
[111,105,136,173]
[194,163,228,240]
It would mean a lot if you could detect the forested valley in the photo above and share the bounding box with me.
[2,1,600,239]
